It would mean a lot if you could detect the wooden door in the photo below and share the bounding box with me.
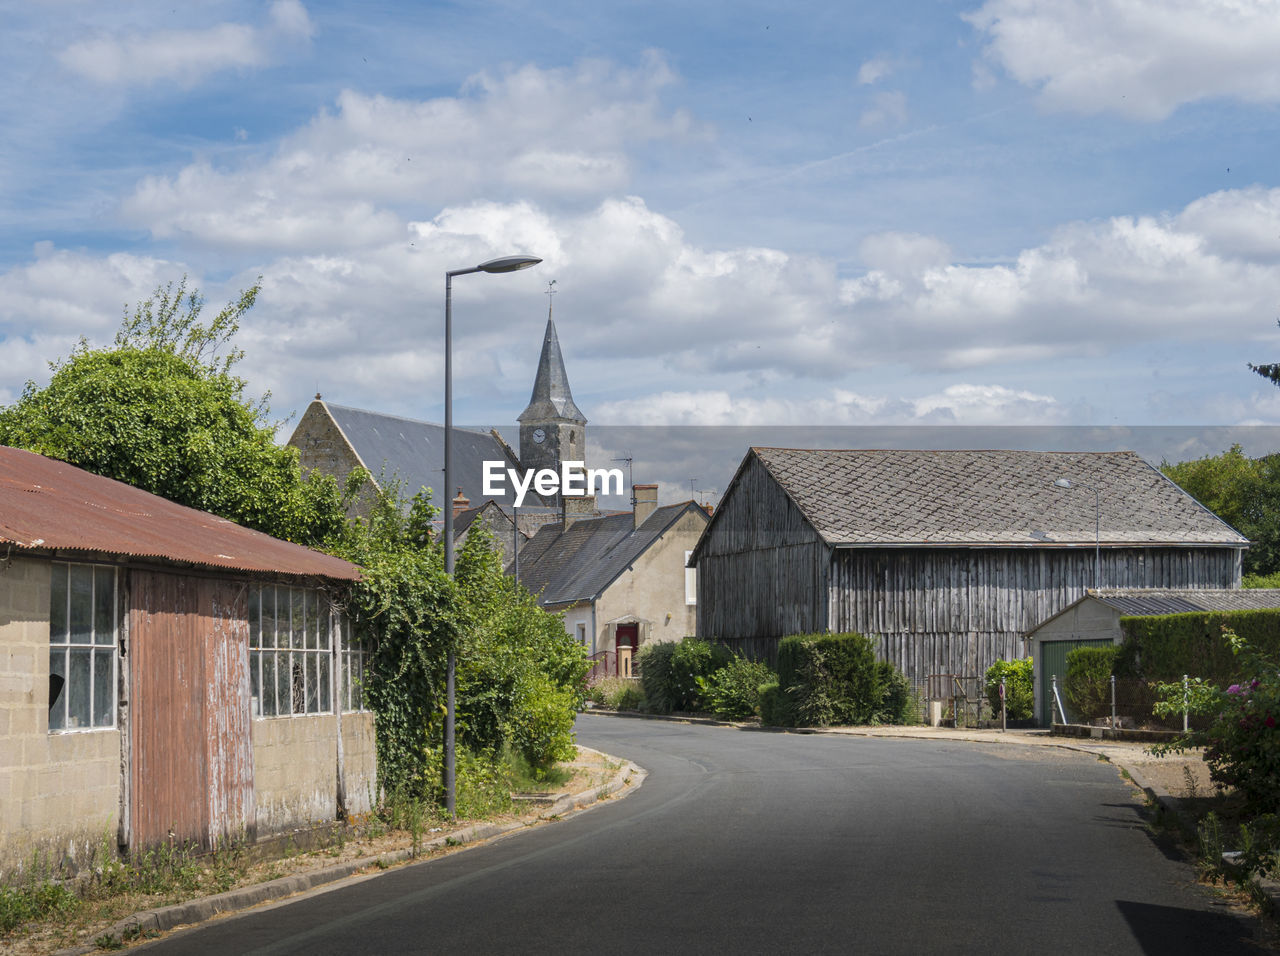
[129,571,254,850]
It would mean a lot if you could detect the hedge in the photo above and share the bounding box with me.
[1117,609,1280,684]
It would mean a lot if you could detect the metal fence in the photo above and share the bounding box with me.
[1046,673,1203,731]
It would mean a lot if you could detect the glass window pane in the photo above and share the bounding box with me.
[248,588,261,649]
[291,656,305,713]
[93,649,114,727]
[50,565,68,643]
[278,652,293,716]
[94,567,115,645]
[49,648,66,730]
[304,591,318,650]
[319,654,331,713]
[69,565,93,644]
[262,655,277,716]
[291,590,305,650]
[68,648,91,728]
[264,588,278,649]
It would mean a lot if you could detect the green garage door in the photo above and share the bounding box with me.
[1039,639,1114,726]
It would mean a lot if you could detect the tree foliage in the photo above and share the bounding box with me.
[1162,445,1280,576]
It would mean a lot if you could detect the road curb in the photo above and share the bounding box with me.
[59,749,644,954]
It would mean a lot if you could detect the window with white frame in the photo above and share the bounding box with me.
[49,563,117,732]
[339,615,369,713]
[685,551,697,606]
[248,585,333,717]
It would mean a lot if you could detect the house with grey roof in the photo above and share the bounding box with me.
[515,484,709,668]
[1027,588,1280,725]
[689,447,1249,686]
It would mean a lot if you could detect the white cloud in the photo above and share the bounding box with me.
[859,91,908,128]
[119,56,699,250]
[58,1,314,88]
[857,56,893,85]
[593,383,1070,426]
[968,0,1280,119]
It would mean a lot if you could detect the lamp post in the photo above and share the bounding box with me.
[1053,477,1101,589]
[443,254,541,817]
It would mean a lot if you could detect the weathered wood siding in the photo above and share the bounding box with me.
[129,570,254,851]
[695,454,830,640]
[830,546,1241,682]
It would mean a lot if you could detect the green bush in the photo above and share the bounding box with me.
[776,632,882,727]
[1064,645,1120,721]
[872,661,911,725]
[503,670,578,771]
[758,682,783,726]
[638,638,731,713]
[701,656,775,719]
[984,658,1034,722]
[587,677,643,711]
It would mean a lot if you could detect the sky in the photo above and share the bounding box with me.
[5,0,1280,473]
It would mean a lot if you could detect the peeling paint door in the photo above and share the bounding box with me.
[129,571,255,851]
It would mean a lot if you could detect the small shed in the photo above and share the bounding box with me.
[1026,588,1280,725]
[0,446,370,877]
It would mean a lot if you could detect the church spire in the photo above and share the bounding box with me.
[518,288,586,425]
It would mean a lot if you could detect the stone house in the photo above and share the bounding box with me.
[0,446,371,877]
[690,448,1249,686]
[515,485,708,669]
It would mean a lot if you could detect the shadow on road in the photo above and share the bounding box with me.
[1116,899,1262,954]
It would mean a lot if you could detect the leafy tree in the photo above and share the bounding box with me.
[1162,445,1280,576]
[0,277,346,547]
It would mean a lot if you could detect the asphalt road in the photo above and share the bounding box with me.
[141,716,1269,955]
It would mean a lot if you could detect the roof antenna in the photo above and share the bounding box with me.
[613,455,635,509]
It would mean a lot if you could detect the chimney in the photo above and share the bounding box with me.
[634,483,658,529]
[451,487,470,521]
[562,493,596,530]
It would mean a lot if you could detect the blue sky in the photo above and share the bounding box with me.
[5,0,1280,444]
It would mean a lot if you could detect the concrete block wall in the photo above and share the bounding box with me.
[252,711,377,834]
[0,556,120,879]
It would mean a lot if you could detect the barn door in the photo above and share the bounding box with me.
[1038,639,1113,727]
[129,571,254,851]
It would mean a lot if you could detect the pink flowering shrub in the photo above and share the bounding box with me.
[1154,629,1280,812]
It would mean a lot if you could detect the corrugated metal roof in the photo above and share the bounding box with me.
[0,446,360,581]
[1090,588,1280,616]
[749,448,1247,547]
[516,502,705,607]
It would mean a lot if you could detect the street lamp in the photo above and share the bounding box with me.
[443,253,541,817]
[1053,477,1101,589]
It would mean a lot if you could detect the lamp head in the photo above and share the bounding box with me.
[1053,478,1072,488]
[477,255,542,274]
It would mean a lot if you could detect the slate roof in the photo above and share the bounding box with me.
[0,446,359,581]
[1088,588,1280,616]
[516,502,705,607]
[748,448,1247,548]
[324,403,539,508]
[518,318,586,424]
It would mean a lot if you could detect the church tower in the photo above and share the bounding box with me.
[518,290,586,492]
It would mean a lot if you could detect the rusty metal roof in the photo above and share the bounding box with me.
[0,446,360,581]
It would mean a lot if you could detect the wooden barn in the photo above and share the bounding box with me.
[688,448,1248,685]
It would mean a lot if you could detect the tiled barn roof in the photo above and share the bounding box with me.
[750,448,1247,548]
